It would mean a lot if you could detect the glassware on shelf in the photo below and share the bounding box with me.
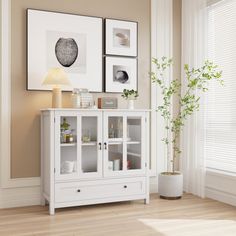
[71,88,81,108]
[82,129,91,142]
[109,124,115,138]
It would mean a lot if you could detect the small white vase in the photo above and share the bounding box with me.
[128,99,135,109]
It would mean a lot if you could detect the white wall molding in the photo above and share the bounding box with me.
[205,170,236,206]
[151,0,173,185]
[0,186,41,208]
[0,0,40,190]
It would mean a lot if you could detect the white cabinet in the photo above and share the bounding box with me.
[41,109,150,215]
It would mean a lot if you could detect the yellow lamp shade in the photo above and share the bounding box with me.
[42,68,71,108]
[42,68,70,86]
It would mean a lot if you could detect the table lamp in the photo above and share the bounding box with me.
[42,68,70,108]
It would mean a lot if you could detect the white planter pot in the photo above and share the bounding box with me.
[128,99,135,109]
[158,172,183,199]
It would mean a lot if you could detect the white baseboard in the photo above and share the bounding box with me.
[205,187,236,207]
[205,170,236,207]
[0,186,41,208]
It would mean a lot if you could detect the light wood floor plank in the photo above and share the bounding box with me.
[0,194,236,236]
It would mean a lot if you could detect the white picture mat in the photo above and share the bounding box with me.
[27,9,103,92]
[105,57,137,92]
[105,19,137,57]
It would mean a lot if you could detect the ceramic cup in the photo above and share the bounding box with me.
[113,159,121,171]
[62,161,75,173]
[108,161,114,171]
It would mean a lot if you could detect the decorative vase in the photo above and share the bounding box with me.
[128,99,135,109]
[158,172,183,199]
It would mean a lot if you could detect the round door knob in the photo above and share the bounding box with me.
[124,185,127,189]
[77,189,81,192]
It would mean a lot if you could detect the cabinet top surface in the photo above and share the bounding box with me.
[41,108,151,112]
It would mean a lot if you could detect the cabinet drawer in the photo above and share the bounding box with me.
[55,177,146,203]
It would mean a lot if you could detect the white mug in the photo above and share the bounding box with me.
[108,161,114,171]
[113,159,121,171]
[61,161,75,173]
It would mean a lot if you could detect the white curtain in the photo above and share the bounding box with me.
[180,0,208,197]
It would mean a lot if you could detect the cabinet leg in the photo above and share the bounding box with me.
[49,204,55,215]
[144,197,150,204]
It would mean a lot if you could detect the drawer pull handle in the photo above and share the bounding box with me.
[77,189,81,192]
[99,142,102,150]
[124,185,127,189]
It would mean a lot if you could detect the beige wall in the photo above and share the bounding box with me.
[11,0,151,178]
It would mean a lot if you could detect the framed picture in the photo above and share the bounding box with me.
[27,9,103,92]
[105,56,137,93]
[105,18,138,57]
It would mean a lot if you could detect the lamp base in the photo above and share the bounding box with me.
[52,87,62,108]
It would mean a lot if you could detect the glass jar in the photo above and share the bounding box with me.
[71,88,81,108]
[79,88,93,108]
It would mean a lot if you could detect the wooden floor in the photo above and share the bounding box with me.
[0,194,236,236]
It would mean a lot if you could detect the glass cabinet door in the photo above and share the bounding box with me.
[79,113,102,178]
[107,116,124,173]
[104,112,146,176]
[55,112,79,180]
[55,111,102,180]
[126,116,144,172]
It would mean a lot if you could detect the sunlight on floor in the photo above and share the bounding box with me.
[139,219,236,236]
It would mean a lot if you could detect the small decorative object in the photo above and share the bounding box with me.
[109,124,115,138]
[61,118,70,131]
[42,68,71,108]
[71,88,81,108]
[82,129,91,142]
[108,161,114,171]
[27,9,103,92]
[61,161,75,174]
[105,18,138,57]
[105,57,137,92]
[127,160,131,170]
[113,159,121,171]
[121,89,139,109]
[76,88,93,108]
[151,57,222,199]
[98,97,118,109]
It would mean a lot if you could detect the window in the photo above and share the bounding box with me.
[205,0,236,173]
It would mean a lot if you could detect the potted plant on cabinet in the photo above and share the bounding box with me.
[122,89,139,109]
[150,57,222,199]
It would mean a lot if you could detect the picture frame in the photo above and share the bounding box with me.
[105,56,137,93]
[105,18,138,57]
[27,9,103,92]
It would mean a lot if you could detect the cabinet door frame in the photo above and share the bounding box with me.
[55,110,79,181]
[103,111,146,177]
[78,111,103,179]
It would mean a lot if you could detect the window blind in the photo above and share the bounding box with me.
[205,0,236,173]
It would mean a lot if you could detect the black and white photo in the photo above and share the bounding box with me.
[105,57,137,92]
[105,19,137,57]
[27,9,103,91]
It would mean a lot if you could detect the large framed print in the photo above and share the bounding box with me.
[105,18,138,57]
[27,9,103,92]
[105,56,137,93]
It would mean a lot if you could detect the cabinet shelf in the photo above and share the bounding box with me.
[127,141,141,145]
[60,143,77,147]
[81,141,97,146]
[127,152,141,158]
